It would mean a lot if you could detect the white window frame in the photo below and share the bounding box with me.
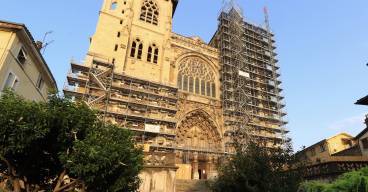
[36,73,44,91]
[17,46,28,65]
[1,70,19,91]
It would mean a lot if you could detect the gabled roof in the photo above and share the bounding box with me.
[0,20,57,90]
[355,127,368,139]
[356,95,368,106]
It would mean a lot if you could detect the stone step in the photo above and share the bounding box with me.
[176,179,211,192]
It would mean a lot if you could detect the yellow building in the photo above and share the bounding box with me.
[0,20,57,101]
[63,1,286,191]
[297,133,356,165]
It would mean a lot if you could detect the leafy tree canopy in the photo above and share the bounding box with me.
[211,139,304,192]
[299,167,368,192]
[0,90,143,192]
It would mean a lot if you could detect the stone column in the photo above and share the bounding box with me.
[192,152,199,180]
[206,155,213,179]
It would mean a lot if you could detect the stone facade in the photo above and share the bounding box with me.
[63,0,285,191]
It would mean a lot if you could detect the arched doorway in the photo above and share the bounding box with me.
[175,110,222,180]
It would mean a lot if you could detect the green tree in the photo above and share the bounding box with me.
[211,138,304,192]
[0,90,143,191]
[299,167,368,192]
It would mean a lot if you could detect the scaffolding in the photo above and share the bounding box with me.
[210,4,288,150]
[64,57,179,153]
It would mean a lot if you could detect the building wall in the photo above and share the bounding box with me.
[358,131,368,156]
[139,167,177,192]
[87,0,174,86]
[298,133,355,165]
[0,29,54,101]
[326,133,354,154]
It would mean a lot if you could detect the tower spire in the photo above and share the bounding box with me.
[264,6,270,32]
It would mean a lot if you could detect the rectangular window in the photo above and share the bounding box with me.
[206,82,211,96]
[362,138,368,149]
[189,77,194,93]
[3,72,18,91]
[310,148,316,156]
[36,74,44,90]
[319,144,326,152]
[147,47,152,62]
[137,44,143,59]
[183,76,188,91]
[211,83,216,98]
[195,78,200,94]
[153,48,159,64]
[17,47,27,65]
[201,80,206,95]
[177,74,182,90]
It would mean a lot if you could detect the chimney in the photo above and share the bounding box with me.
[35,41,43,50]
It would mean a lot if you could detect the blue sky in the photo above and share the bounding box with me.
[1,0,368,150]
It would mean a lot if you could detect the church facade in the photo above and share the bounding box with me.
[64,0,286,191]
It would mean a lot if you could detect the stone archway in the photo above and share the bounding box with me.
[176,110,221,152]
[175,110,222,180]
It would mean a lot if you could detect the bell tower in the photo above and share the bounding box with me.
[85,0,178,85]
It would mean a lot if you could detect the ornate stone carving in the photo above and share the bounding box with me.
[178,57,215,82]
[144,154,168,166]
[176,110,222,153]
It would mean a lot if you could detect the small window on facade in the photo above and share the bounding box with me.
[114,44,118,51]
[137,43,143,59]
[17,47,27,65]
[206,81,211,96]
[130,41,137,57]
[3,72,18,91]
[183,75,188,91]
[211,83,216,97]
[319,144,326,152]
[201,80,205,95]
[177,74,182,90]
[140,0,159,25]
[362,138,368,149]
[147,46,152,62]
[130,39,143,60]
[117,32,121,37]
[36,74,44,90]
[189,76,194,93]
[110,2,118,10]
[153,48,158,64]
[310,148,316,156]
[120,20,123,24]
[195,78,200,94]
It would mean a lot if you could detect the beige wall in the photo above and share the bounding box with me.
[139,167,177,192]
[299,133,354,164]
[87,0,174,86]
[326,133,354,154]
[0,29,55,101]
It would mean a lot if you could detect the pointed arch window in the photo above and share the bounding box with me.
[140,0,159,25]
[177,57,217,98]
[130,38,143,60]
[147,44,159,64]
